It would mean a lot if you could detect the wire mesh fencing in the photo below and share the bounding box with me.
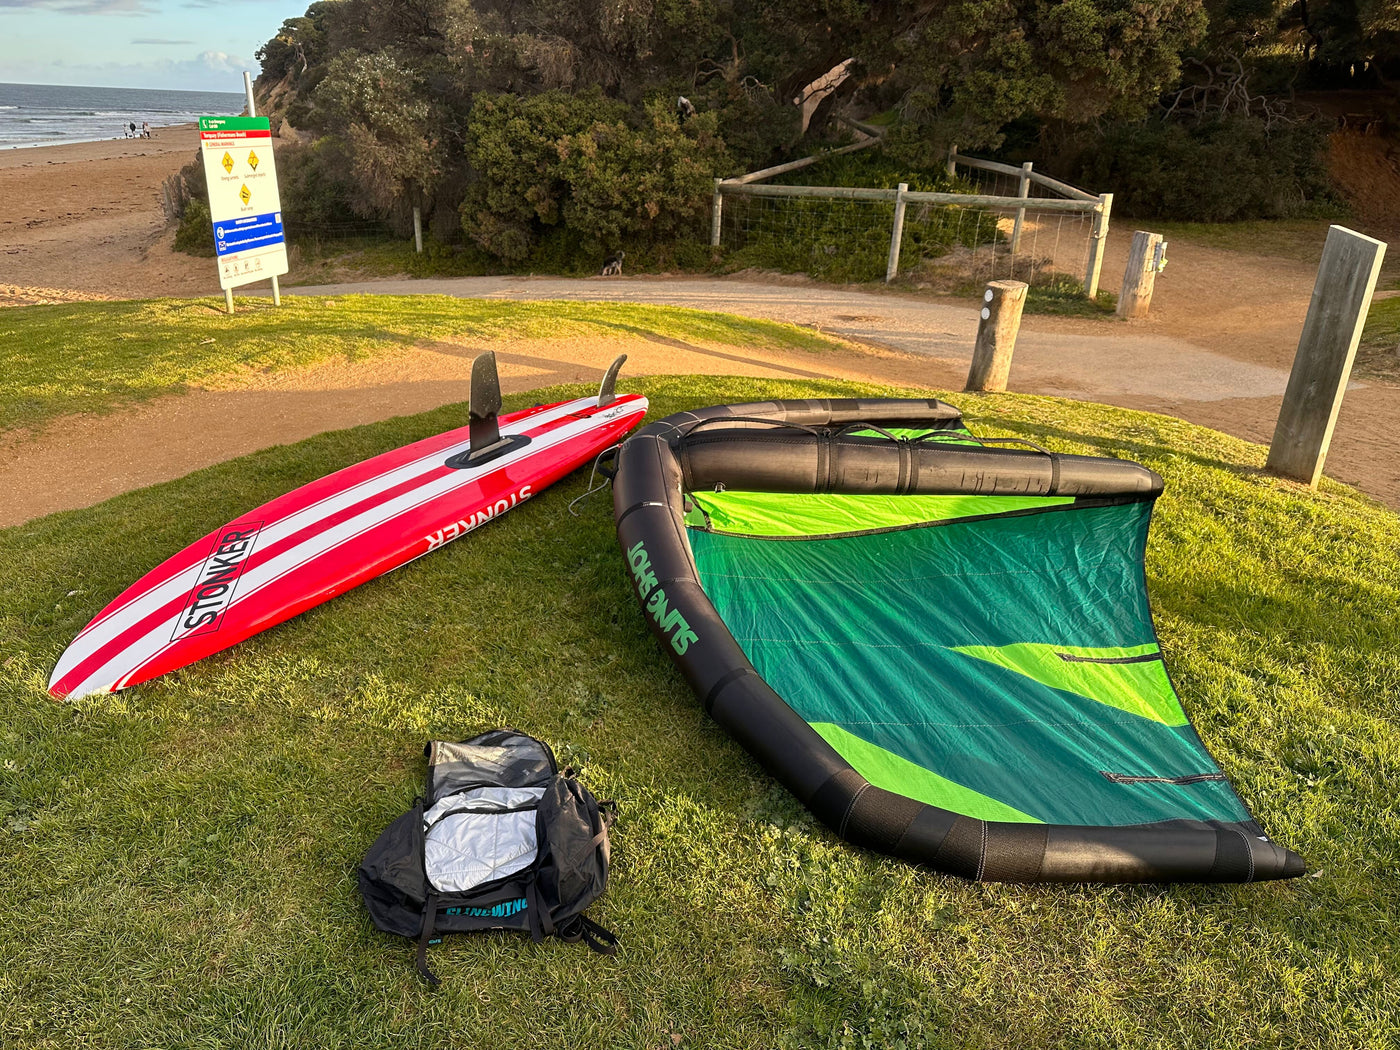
[712,152,1109,297]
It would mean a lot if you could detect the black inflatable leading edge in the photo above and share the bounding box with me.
[612,398,1305,884]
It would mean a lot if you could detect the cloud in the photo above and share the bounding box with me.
[1,48,256,91]
[132,38,197,46]
[0,0,155,13]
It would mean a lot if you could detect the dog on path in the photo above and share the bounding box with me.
[600,251,625,276]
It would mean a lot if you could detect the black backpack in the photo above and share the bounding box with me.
[358,729,617,984]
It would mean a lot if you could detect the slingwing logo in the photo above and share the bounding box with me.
[172,522,263,641]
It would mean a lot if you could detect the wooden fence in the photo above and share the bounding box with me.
[710,146,1111,295]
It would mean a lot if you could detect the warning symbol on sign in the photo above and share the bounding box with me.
[221,152,234,174]
[239,184,252,206]
[247,151,259,171]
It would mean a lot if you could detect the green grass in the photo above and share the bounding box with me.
[2,376,1397,1048]
[1152,219,1334,265]
[1357,295,1400,381]
[0,296,839,435]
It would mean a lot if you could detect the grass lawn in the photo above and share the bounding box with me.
[1358,295,1400,381]
[2,376,1398,1048]
[0,296,838,434]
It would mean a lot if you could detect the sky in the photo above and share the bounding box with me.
[1,0,309,91]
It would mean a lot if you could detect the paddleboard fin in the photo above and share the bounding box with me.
[597,354,627,408]
[448,351,529,469]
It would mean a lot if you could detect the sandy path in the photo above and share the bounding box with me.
[0,332,967,527]
[0,131,1397,520]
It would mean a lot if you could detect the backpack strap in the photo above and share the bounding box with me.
[524,879,555,943]
[415,892,442,987]
[558,914,619,956]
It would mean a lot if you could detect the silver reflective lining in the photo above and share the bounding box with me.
[423,786,546,893]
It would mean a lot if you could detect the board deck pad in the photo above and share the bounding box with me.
[51,391,648,699]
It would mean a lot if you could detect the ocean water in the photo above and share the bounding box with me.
[0,82,247,149]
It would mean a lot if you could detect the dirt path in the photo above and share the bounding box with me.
[1,132,1397,519]
[0,332,974,527]
[294,275,1400,508]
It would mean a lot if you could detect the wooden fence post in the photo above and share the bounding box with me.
[710,178,723,248]
[413,206,423,254]
[1083,192,1113,299]
[1116,231,1164,318]
[965,281,1029,392]
[946,145,958,180]
[1009,161,1033,254]
[1266,225,1387,487]
[885,183,909,283]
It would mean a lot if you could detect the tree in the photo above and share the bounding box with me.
[314,50,444,221]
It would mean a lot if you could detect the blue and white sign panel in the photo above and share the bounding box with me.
[199,116,289,291]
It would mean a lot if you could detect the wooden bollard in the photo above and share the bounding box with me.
[1117,230,1164,318]
[965,280,1028,392]
[1267,225,1386,487]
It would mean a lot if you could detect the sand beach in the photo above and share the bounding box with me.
[0,123,210,302]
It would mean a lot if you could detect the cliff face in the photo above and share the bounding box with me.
[254,71,311,143]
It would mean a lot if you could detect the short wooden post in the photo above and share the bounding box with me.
[710,178,724,247]
[1083,192,1113,298]
[224,289,234,315]
[965,280,1028,392]
[413,206,423,253]
[1266,225,1387,487]
[946,144,958,180]
[1009,161,1033,254]
[1116,231,1164,318]
[885,183,909,283]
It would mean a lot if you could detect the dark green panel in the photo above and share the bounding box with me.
[688,500,1252,827]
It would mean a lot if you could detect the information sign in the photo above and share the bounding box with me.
[198,116,289,290]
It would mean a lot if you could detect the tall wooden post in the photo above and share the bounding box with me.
[710,178,724,248]
[1083,192,1113,299]
[413,206,423,254]
[885,183,909,283]
[965,280,1028,392]
[1267,225,1387,487]
[1117,231,1164,319]
[1009,161,1033,254]
[946,145,958,180]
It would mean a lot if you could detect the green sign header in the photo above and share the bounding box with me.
[198,116,271,132]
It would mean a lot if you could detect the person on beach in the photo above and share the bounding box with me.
[129,122,137,137]
[142,122,150,138]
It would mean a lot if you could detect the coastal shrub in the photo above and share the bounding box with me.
[173,199,215,257]
[275,139,362,235]
[460,90,730,264]
[1077,115,1337,221]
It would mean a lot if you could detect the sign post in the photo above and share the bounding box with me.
[198,110,287,313]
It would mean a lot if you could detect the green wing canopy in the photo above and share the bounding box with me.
[614,397,1302,881]
[686,490,1248,829]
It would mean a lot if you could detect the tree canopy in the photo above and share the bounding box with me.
[253,0,1392,249]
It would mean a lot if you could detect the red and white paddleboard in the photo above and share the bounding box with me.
[50,353,647,700]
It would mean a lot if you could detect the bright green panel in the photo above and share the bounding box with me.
[689,490,1075,538]
[849,425,980,445]
[811,722,1042,823]
[950,643,1188,726]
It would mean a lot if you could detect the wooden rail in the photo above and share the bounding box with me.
[717,181,1101,213]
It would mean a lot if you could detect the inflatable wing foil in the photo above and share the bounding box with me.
[613,398,1303,883]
